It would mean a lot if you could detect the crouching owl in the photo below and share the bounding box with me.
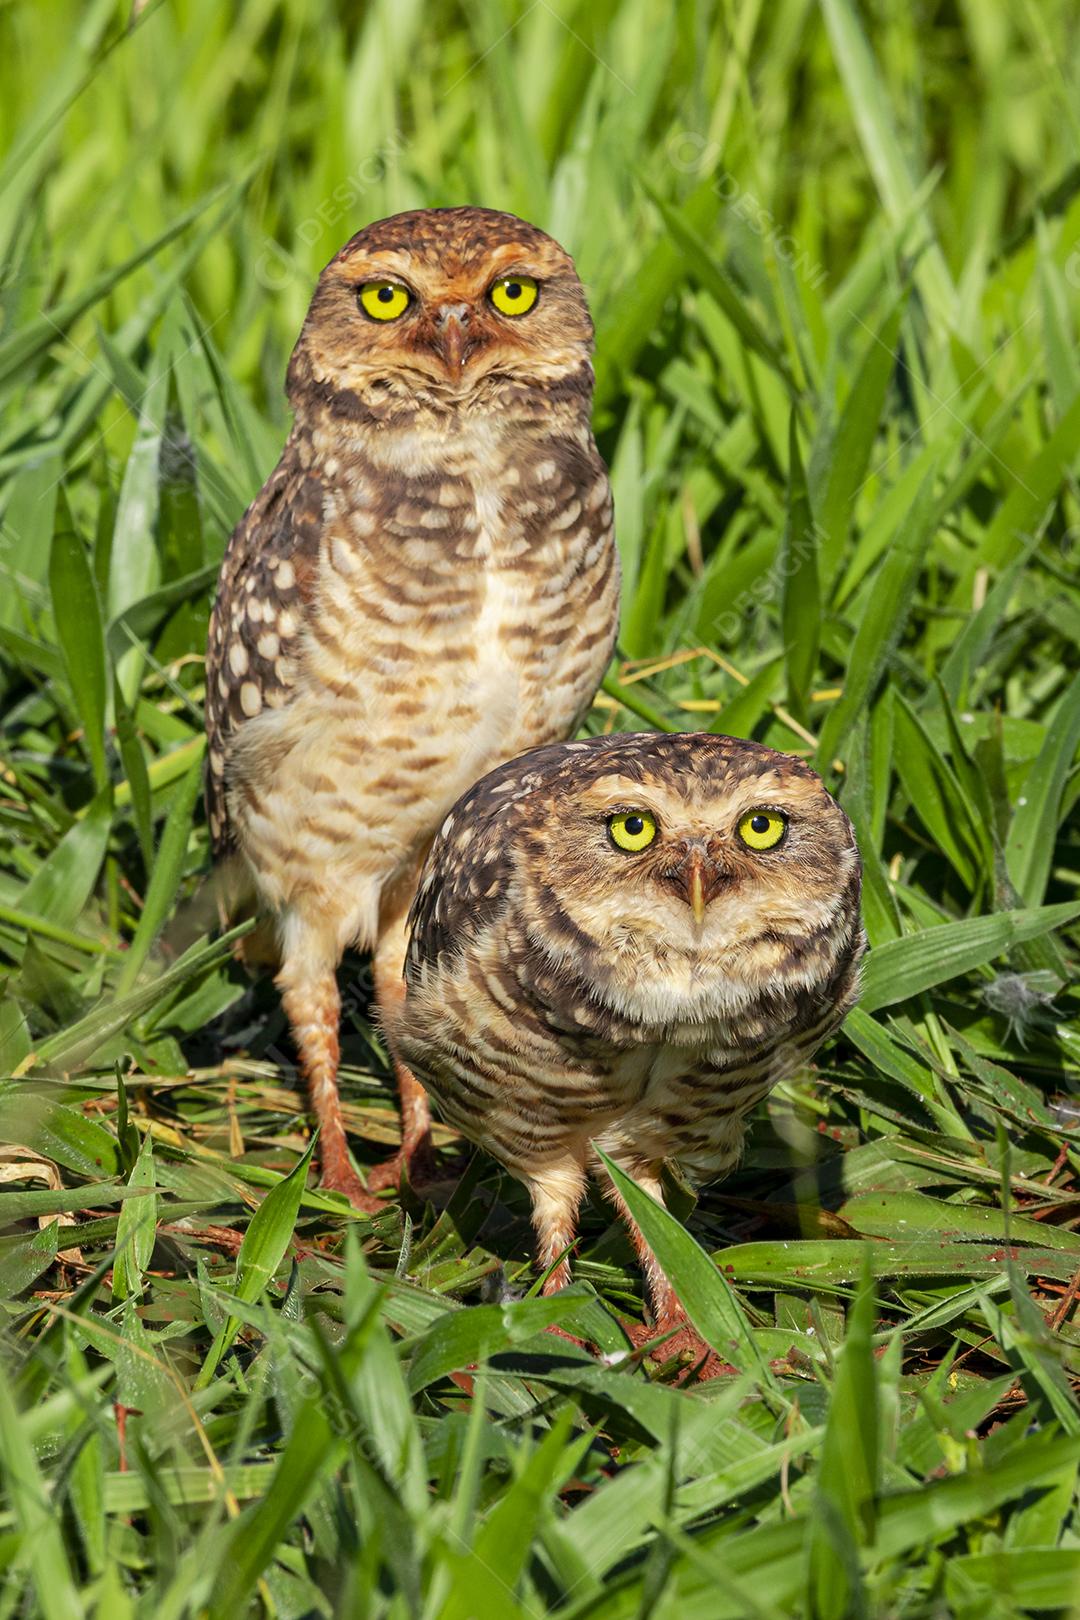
[389,731,865,1345]
[204,208,618,1206]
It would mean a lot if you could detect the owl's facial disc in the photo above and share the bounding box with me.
[519,775,846,1026]
[541,771,850,970]
[293,210,594,406]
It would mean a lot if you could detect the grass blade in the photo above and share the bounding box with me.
[1004,669,1080,905]
[197,1139,316,1388]
[858,901,1080,1011]
[814,460,938,768]
[48,505,110,792]
[779,412,819,723]
[114,750,205,994]
[595,1147,776,1386]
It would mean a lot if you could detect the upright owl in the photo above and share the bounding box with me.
[389,732,865,1351]
[205,208,618,1208]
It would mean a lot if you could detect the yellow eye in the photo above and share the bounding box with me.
[737,810,787,851]
[358,281,411,321]
[608,811,657,852]
[489,275,539,317]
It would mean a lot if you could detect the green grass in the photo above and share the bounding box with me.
[2,0,1080,1614]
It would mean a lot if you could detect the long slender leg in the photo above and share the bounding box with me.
[529,1160,588,1293]
[600,1163,680,1326]
[599,1158,736,1377]
[366,862,436,1193]
[276,912,381,1212]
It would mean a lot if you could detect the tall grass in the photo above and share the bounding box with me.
[1,1,1080,1614]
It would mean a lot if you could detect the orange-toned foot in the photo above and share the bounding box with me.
[365,1129,436,1194]
[544,1323,590,1351]
[624,1314,738,1381]
[319,1168,384,1212]
[319,1138,385,1212]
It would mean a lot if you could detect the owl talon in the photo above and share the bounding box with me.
[318,1131,385,1211]
[364,1151,405,1194]
[365,1133,436,1194]
[319,1165,385,1214]
[544,1323,590,1351]
[623,1313,737,1381]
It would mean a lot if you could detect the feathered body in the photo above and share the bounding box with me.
[204,208,618,1203]
[391,732,865,1329]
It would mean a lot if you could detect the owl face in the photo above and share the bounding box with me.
[288,206,594,408]
[490,734,862,1026]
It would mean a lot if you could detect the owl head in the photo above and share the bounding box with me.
[286,206,594,413]
[418,732,864,1030]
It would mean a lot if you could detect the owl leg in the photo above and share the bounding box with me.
[599,1163,681,1324]
[529,1160,588,1293]
[600,1162,734,1378]
[366,866,437,1194]
[276,918,382,1213]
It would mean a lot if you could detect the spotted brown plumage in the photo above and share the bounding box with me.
[205,446,322,854]
[204,208,619,1207]
[390,731,865,1349]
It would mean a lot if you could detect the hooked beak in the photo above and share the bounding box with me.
[676,847,727,926]
[433,303,471,375]
[687,858,707,926]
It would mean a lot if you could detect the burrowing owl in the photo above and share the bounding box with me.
[389,732,864,1347]
[205,208,618,1207]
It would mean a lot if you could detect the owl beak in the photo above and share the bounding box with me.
[687,861,708,926]
[433,304,471,374]
[678,848,725,925]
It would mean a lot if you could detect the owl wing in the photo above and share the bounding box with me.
[406,745,584,982]
[204,435,324,857]
[404,792,516,984]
